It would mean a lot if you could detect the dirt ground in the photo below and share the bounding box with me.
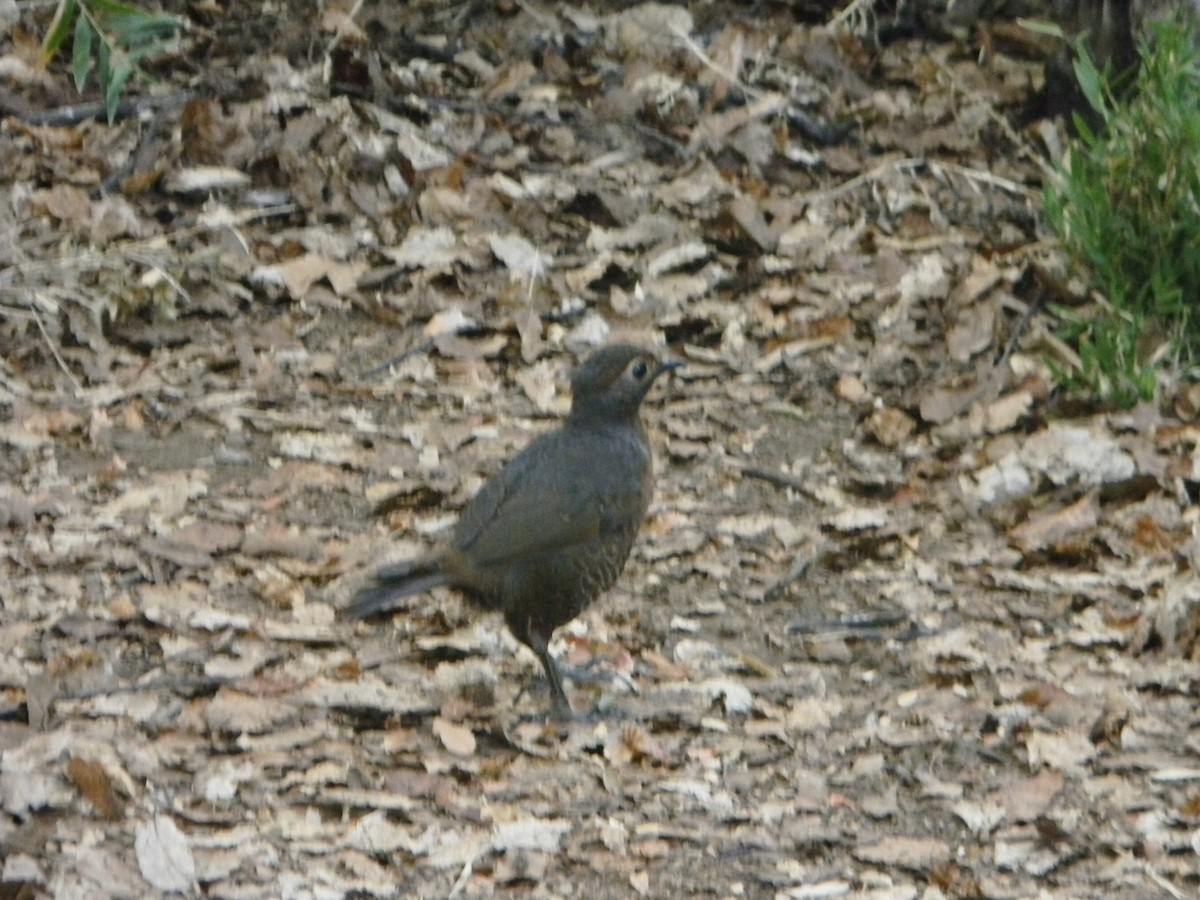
[2,1,1199,898]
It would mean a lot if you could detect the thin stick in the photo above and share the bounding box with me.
[362,338,435,378]
[670,24,761,99]
[30,297,84,398]
[734,461,822,502]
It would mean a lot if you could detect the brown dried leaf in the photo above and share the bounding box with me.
[1009,492,1099,553]
[988,771,1064,823]
[169,520,243,556]
[865,407,916,448]
[1025,729,1096,772]
[204,688,297,735]
[66,756,122,820]
[241,524,325,562]
[432,717,476,757]
[617,725,675,766]
[947,298,996,362]
[515,358,564,413]
[974,386,1036,434]
[919,379,982,425]
[854,835,951,870]
[32,184,92,231]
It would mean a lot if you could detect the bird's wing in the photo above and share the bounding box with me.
[453,430,645,567]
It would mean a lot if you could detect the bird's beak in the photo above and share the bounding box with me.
[658,358,683,376]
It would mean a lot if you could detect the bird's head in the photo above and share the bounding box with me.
[568,344,680,423]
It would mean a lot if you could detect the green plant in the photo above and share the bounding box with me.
[42,0,184,123]
[1043,13,1200,407]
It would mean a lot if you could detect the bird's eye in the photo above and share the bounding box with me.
[631,360,649,379]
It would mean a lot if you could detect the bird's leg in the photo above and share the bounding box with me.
[526,626,573,720]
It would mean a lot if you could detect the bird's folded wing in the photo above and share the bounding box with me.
[453,433,641,566]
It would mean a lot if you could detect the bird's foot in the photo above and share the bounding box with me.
[559,661,639,695]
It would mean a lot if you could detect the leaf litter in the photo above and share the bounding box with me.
[1,1,1199,898]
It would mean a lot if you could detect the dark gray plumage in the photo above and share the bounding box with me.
[346,344,678,718]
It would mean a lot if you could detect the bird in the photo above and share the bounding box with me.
[345,343,680,718]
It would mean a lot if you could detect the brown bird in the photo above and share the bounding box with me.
[346,344,679,718]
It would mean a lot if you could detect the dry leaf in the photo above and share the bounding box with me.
[866,407,917,447]
[134,815,197,893]
[432,717,476,757]
[854,835,951,869]
[66,757,122,819]
[1009,492,1099,553]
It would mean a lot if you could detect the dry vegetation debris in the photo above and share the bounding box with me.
[1,1,1199,897]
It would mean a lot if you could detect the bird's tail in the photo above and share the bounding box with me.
[343,559,450,620]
